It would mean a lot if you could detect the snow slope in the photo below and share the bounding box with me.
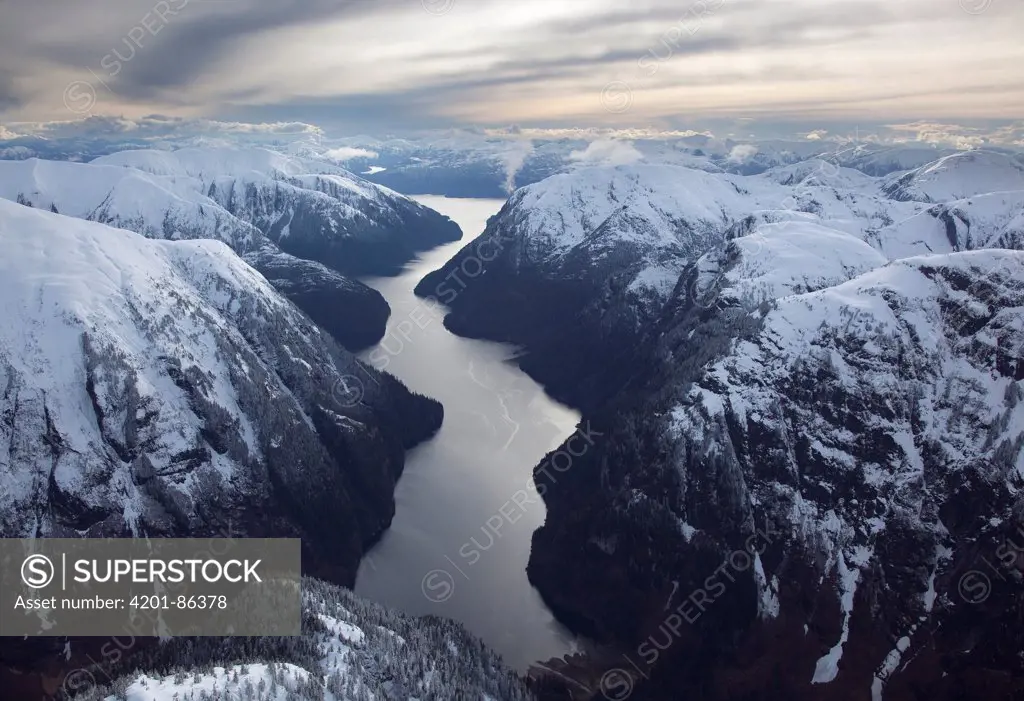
[0,157,393,350]
[690,220,889,308]
[883,150,1024,203]
[870,190,1024,258]
[823,144,956,177]
[501,164,765,261]
[93,147,463,276]
[70,578,532,701]
[0,157,262,251]
[0,199,440,582]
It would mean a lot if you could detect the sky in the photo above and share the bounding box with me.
[0,0,1022,139]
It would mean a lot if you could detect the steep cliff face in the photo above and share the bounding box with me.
[528,248,1024,700]
[0,200,442,587]
[413,154,1024,699]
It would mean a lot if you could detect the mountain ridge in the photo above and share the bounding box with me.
[413,153,1024,700]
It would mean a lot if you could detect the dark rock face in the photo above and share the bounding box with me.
[417,253,635,415]
[413,155,1024,699]
[525,252,1024,700]
[245,247,391,351]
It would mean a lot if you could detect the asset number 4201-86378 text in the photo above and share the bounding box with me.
[131,594,228,610]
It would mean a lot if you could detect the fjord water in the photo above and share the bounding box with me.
[354,196,582,670]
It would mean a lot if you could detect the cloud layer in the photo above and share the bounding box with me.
[1,0,1022,131]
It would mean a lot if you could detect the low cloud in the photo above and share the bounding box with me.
[323,146,378,162]
[569,139,643,166]
[726,144,759,163]
[883,120,1018,150]
[498,139,535,193]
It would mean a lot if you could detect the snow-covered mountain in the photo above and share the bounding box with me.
[882,150,1024,203]
[821,144,957,177]
[0,200,441,586]
[417,155,1023,413]
[0,157,395,350]
[61,578,532,701]
[418,152,1024,700]
[869,190,1024,258]
[0,157,263,250]
[531,248,1024,700]
[416,163,787,411]
[92,147,462,277]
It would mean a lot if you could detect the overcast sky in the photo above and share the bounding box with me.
[1,0,1022,136]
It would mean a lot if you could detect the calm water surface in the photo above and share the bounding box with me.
[354,196,582,670]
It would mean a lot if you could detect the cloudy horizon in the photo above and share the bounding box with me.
[1,0,1022,143]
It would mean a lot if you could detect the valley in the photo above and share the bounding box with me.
[353,196,584,672]
[0,143,1021,701]
[3,2,1022,698]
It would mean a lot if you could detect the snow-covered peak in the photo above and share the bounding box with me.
[870,189,1024,258]
[693,220,889,307]
[759,158,877,191]
[883,150,1024,202]
[93,146,403,205]
[0,157,263,251]
[91,146,462,276]
[507,163,763,259]
[825,144,956,176]
[0,157,200,208]
[95,146,347,180]
[0,196,281,368]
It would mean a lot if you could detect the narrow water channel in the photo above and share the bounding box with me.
[354,196,582,671]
